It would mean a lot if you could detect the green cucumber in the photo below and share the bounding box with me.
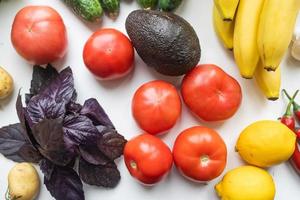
[100,0,120,18]
[63,0,103,22]
[159,0,182,11]
[137,0,158,10]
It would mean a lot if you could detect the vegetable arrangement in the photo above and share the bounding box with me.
[0,64,126,200]
[0,0,300,200]
[213,0,299,100]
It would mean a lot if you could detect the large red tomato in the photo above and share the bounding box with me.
[11,6,67,65]
[173,126,227,182]
[124,134,173,185]
[181,64,242,121]
[132,80,181,135]
[83,28,134,80]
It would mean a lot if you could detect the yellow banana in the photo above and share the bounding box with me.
[233,0,264,79]
[255,61,281,101]
[257,0,300,71]
[214,0,239,21]
[213,5,234,50]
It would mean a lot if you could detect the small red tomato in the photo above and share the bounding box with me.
[132,80,181,135]
[83,28,134,80]
[124,134,173,185]
[11,6,67,65]
[173,126,227,182]
[181,64,242,121]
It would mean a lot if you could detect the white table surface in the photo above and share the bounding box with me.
[1,0,300,199]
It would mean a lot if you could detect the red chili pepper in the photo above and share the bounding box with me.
[280,90,299,130]
[291,139,300,174]
[295,128,300,139]
[283,89,300,121]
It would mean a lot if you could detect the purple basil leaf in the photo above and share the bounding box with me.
[44,164,84,200]
[66,101,82,114]
[26,67,75,127]
[26,95,66,126]
[33,119,73,166]
[79,158,120,188]
[97,130,127,160]
[80,98,114,128]
[40,159,55,181]
[40,67,75,104]
[63,115,100,148]
[0,124,42,163]
[25,93,34,105]
[30,64,59,96]
[18,144,43,163]
[16,93,26,129]
[16,93,39,147]
[71,90,78,102]
[79,143,110,165]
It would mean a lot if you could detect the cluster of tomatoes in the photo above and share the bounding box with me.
[10,5,243,186]
[125,65,242,184]
[11,6,134,79]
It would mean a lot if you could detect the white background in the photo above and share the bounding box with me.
[0,0,300,199]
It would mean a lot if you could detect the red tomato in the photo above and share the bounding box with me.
[181,64,242,121]
[173,126,227,182]
[132,80,181,135]
[11,6,67,65]
[83,28,134,80]
[124,133,173,185]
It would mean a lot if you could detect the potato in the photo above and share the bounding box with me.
[8,163,40,200]
[0,66,14,99]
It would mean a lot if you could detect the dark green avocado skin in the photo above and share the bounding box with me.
[125,9,201,76]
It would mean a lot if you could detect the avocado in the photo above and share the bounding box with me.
[125,10,201,76]
[63,0,103,22]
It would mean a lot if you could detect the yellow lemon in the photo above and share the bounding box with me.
[215,165,276,200]
[236,120,296,167]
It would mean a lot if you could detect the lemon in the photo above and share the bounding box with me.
[236,120,296,167]
[215,166,276,200]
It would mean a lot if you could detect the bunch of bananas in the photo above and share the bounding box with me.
[213,0,300,100]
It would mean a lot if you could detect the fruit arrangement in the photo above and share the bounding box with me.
[213,0,299,100]
[0,0,300,200]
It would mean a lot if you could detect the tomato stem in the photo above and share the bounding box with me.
[200,155,210,167]
[130,161,138,170]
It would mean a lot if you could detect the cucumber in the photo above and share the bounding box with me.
[137,0,158,10]
[63,0,103,22]
[100,0,120,18]
[159,0,182,11]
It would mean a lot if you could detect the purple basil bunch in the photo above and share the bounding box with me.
[0,65,127,200]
